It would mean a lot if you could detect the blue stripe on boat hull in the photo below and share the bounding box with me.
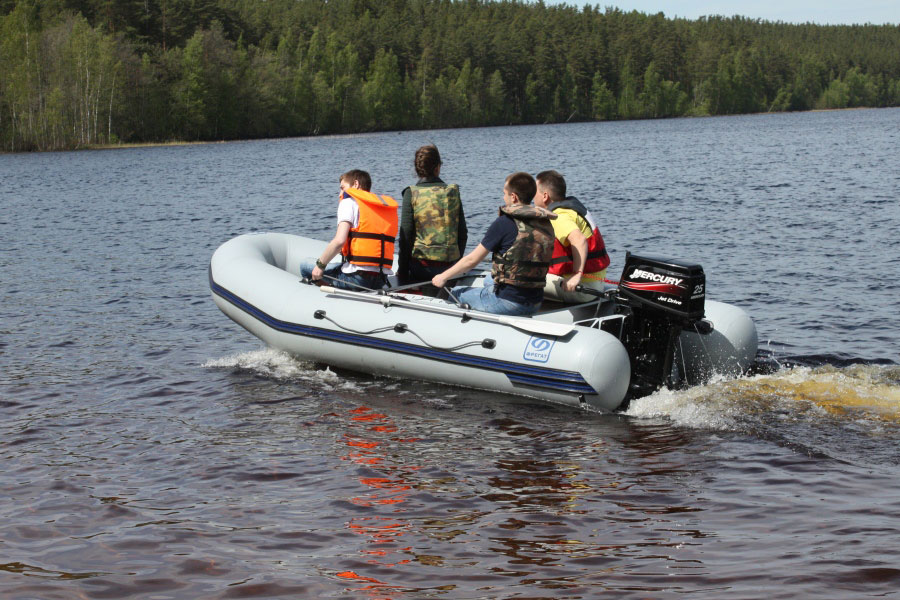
[210,276,596,396]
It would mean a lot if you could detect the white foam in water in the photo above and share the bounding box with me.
[204,347,311,377]
[203,347,390,392]
[624,376,740,430]
[423,397,454,408]
[625,364,900,431]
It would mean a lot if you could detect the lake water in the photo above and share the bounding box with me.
[2,108,899,599]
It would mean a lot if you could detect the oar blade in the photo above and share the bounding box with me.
[496,316,574,337]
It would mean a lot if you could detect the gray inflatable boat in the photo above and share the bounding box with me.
[210,233,757,411]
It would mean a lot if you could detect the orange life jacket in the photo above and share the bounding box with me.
[340,188,399,271]
[547,197,610,276]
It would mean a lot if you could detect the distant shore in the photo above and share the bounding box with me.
[2,106,892,155]
[84,140,220,151]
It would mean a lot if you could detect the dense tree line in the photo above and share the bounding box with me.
[2,0,899,151]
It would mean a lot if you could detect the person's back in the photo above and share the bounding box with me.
[535,170,609,303]
[301,169,398,291]
[398,145,467,287]
[490,204,558,291]
[431,172,555,316]
[409,180,462,261]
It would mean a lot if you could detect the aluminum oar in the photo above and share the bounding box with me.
[319,285,574,337]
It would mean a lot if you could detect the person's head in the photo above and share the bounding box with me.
[503,172,537,207]
[414,144,442,178]
[534,170,566,209]
[339,169,372,192]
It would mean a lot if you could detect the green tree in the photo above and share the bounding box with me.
[843,67,877,107]
[421,72,465,129]
[889,78,900,106]
[0,2,40,149]
[617,60,639,119]
[820,77,850,109]
[174,30,207,139]
[591,72,616,120]
[362,48,403,131]
[484,69,507,124]
[639,62,688,118]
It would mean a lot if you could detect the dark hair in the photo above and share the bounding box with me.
[340,169,371,191]
[536,170,566,201]
[505,172,536,205]
[414,144,441,178]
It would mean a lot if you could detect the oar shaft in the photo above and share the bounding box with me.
[319,286,573,336]
[385,270,486,294]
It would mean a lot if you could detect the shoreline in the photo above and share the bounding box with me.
[3,106,893,155]
[84,140,221,151]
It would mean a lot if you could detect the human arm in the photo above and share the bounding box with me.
[397,187,413,283]
[311,221,351,281]
[561,228,588,291]
[432,244,489,289]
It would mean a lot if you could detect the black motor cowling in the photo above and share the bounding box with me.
[615,252,709,401]
[618,252,706,323]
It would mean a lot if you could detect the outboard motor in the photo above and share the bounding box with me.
[615,252,710,399]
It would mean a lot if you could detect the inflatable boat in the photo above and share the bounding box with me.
[209,233,758,411]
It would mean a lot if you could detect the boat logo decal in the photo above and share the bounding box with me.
[523,336,555,363]
[628,269,684,287]
[622,268,686,296]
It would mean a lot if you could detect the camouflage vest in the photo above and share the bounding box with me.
[491,205,556,288]
[410,183,461,262]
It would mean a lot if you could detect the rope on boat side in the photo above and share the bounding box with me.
[313,310,495,352]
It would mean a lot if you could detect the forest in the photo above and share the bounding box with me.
[2,0,899,151]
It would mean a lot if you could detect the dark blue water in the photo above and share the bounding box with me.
[2,108,899,599]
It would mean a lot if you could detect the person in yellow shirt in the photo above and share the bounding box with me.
[534,170,611,303]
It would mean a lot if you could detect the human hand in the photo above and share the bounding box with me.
[312,266,323,281]
[562,273,582,292]
[432,274,447,289]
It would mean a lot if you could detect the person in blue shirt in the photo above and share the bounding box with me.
[431,172,555,316]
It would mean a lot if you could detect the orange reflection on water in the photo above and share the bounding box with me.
[336,405,423,598]
[348,517,412,548]
[337,570,383,584]
[336,569,403,600]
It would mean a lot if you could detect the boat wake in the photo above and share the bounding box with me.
[203,348,458,406]
[625,363,900,464]
[203,348,376,393]
[205,348,900,463]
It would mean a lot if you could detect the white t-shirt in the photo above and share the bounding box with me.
[337,197,395,275]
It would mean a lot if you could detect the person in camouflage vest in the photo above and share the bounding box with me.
[397,144,468,289]
[432,172,555,316]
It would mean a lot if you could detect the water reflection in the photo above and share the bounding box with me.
[336,405,419,597]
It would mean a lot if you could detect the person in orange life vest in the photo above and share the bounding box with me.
[300,169,398,291]
[431,172,556,316]
[533,170,610,303]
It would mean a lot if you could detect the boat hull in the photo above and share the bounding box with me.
[211,233,632,411]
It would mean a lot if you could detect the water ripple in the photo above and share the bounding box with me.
[2,108,899,599]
